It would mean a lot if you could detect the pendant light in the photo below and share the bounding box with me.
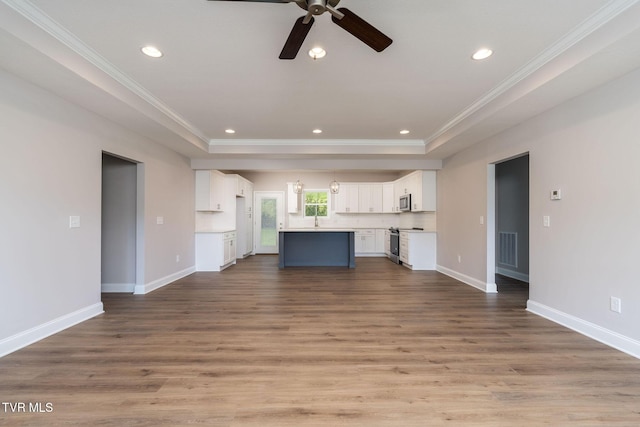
[293,179,303,194]
[329,171,340,194]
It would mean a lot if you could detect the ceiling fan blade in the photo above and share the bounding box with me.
[331,7,392,52]
[279,16,314,60]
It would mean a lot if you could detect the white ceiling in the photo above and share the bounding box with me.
[2,0,640,171]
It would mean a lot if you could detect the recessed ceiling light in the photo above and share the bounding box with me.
[141,45,163,58]
[472,48,493,61]
[400,130,410,135]
[225,129,236,134]
[312,129,323,134]
[309,47,326,60]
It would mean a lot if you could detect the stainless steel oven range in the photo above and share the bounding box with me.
[388,227,400,264]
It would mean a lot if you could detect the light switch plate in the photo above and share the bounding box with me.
[550,189,562,200]
[69,215,80,228]
[543,215,551,227]
[156,216,164,225]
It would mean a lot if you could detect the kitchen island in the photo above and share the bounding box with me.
[278,229,356,268]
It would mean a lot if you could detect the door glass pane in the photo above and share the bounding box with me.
[260,198,277,247]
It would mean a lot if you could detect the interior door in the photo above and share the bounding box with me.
[254,191,284,254]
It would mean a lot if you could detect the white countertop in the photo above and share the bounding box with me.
[195,229,236,233]
[280,228,356,232]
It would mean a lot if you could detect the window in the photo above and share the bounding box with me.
[304,190,328,217]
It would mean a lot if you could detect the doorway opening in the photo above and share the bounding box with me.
[101,152,144,293]
[487,154,530,297]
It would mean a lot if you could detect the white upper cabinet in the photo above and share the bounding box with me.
[284,171,435,216]
[244,181,254,211]
[392,171,437,212]
[195,170,227,211]
[233,175,251,197]
[409,170,436,212]
[382,182,395,213]
[334,183,359,213]
[358,184,383,213]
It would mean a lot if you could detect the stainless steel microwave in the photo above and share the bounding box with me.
[399,194,411,211]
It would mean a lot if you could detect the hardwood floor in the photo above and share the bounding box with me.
[1,256,639,426]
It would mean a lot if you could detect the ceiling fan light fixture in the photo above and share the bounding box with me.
[308,47,326,60]
[472,48,493,61]
[141,45,163,58]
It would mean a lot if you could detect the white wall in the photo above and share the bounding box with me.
[437,67,640,356]
[0,69,195,356]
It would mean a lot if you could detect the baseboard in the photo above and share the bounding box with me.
[527,300,640,359]
[496,267,530,283]
[101,282,135,293]
[355,253,386,257]
[133,266,195,295]
[436,265,498,293]
[0,302,104,358]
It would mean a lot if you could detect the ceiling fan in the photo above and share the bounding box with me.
[207,0,393,59]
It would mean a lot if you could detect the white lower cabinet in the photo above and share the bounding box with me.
[355,229,387,256]
[223,232,236,266]
[399,231,436,270]
[375,229,386,253]
[355,229,376,254]
[196,231,236,271]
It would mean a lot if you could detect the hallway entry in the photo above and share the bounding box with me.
[495,154,530,288]
[101,153,140,293]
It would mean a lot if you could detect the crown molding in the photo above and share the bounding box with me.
[209,139,426,146]
[424,0,640,147]
[1,0,209,145]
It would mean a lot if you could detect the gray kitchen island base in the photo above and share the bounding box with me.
[278,230,356,268]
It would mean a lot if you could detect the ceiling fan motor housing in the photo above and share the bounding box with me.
[307,0,326,15]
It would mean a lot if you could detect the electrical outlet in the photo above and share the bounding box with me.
[457,255,462,263]
[610,297,622,314]
[176,255,180,263]
[543,216,551,227]
[156,216,164,225]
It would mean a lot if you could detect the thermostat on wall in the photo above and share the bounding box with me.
[550,189,562,200]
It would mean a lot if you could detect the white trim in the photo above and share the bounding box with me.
[101,283,136,293]
[0,303,104,358]
[486,164,496,287]
[208,139,426,147]
[133,266,195,295]
[437,265,497,293]
[424,0,640,147]
[496,267,530,283]
[527,300,640,360]
[0,0,209,145]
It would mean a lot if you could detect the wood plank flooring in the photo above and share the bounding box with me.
[1,256,640,426]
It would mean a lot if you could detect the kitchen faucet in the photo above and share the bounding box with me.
[315,213,319,227]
